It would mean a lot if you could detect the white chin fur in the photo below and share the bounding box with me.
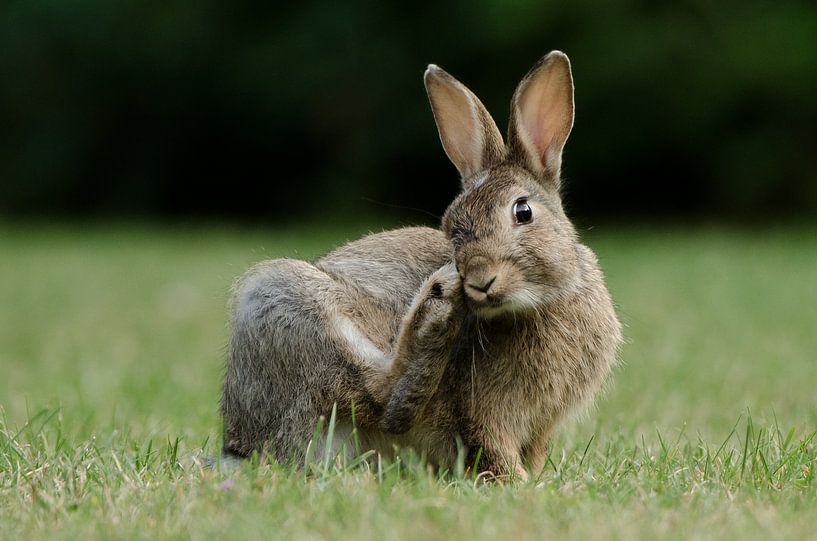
[475,287,558,318]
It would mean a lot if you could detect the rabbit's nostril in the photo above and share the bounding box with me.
[466,275,496,294]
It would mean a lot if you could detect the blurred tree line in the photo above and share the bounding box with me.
[2,0,816,223]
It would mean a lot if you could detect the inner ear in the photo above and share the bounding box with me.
[507,51,575,189]
[518,70,572,163]
[424,65,505,185]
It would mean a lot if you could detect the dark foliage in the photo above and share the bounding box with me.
[2,1,815,222]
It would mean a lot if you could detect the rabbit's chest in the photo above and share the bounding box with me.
[457,331,595,446]
[443,342,541,445]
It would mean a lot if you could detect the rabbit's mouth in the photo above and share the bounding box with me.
[466,289,525,318]
[467,293,505,311]
[463,279,506,308]
[473,303,512,319]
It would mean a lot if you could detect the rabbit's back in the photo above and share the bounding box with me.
[318,226,451,303]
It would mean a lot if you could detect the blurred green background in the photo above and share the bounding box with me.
[2,0,816,222]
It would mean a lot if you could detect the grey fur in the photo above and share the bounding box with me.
[221,51,622,479]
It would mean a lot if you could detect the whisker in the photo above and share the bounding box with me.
[470,343,476,416]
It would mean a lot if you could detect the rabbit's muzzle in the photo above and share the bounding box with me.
[462,255,514,310]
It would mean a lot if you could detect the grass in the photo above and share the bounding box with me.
[1,220,816,539]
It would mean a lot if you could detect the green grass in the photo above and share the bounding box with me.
[1,221,816,539]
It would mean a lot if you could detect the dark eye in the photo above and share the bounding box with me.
[512,199,533,224]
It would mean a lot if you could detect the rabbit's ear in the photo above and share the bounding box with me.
[425,65,504,184]
[507,51,574,190]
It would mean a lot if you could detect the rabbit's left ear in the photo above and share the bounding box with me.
[425,65,505,185]
[508,51,575,190]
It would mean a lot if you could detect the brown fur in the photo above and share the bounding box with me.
[221,51,622,479]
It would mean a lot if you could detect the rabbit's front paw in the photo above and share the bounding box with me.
[427,262,463,302]
[418,263,464,335]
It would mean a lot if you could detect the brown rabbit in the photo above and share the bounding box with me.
[221,51,622,478]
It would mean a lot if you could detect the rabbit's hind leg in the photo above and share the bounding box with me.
[221,258,391,463]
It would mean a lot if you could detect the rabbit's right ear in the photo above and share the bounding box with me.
[424,65,504,184]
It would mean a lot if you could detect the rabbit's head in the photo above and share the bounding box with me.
[427,52,581,317]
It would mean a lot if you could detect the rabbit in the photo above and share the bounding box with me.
[220,51,622,479]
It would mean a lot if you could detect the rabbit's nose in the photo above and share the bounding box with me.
[463,255,498,301]
[466,275,496,294]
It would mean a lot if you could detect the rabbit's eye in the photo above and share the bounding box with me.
[513,200,533,224]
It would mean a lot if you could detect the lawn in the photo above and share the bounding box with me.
[1,221,816,540]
